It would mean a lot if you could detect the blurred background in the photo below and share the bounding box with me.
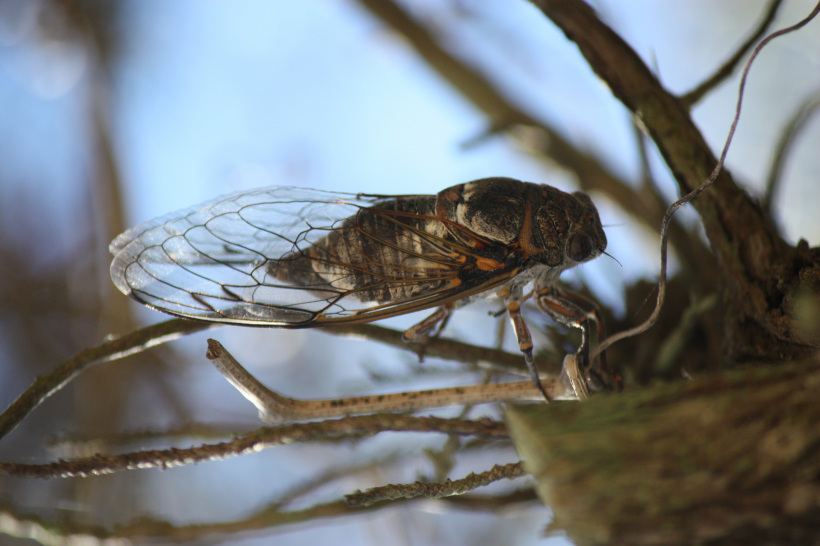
[0,0,818,544]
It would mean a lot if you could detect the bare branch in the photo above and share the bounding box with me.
[0,315,549,443]
[46,422,255,457]
[681,0,784,107]
[0,414,507,479]
[328,323,526,371]
[345,461,526,507]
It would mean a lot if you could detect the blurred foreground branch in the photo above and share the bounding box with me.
[507,357,820,545]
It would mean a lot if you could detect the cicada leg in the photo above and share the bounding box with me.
[402,303,455,361]
[535,285,622,393]
[504,286,551,402]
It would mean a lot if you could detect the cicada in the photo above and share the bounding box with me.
[110,177,617,398]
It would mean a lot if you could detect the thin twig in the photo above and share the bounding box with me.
[205,339,571,422]
[0,414,507,479]
[0,318,214,442]
[763,89,820,215]
[345,461,526,507]
[593,1,820,357]
[680,0,784,107]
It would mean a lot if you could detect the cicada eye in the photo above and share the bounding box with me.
[568,232,594,262]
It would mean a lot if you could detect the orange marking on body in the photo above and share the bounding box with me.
[439,189,460,203]
[507,300,521,312]
[512,186,541,259]
[496,286,512,299]
[475,257,503,271]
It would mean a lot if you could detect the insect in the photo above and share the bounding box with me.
[110,177,617,399]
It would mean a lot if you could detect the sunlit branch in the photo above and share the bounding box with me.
[0,414,508,479]
[46,422,256,458]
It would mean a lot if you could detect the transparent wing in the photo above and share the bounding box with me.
[110,186,519,327]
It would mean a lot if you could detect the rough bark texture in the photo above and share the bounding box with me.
[530,0,820,361]
[507,358,820,545]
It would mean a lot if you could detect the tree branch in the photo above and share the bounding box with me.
[205,339,561,422]
[529,0,820,352]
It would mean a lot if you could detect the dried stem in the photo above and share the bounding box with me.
[0,488,535,545]
[345,461,526,507]
[205,339,573,422]
[46,422,255,457]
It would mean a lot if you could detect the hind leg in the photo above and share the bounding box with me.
[402,303,455,361]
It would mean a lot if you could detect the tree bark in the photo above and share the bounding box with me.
[529,0,820,360]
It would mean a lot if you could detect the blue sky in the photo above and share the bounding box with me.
[1,1,819,544]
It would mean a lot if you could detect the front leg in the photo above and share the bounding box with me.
[535,284,621,392]
[503,285,551,402]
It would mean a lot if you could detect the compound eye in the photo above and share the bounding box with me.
[568,232,594,262]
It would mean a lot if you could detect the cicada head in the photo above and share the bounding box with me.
[529,185,606,271]
[565,191,607,266]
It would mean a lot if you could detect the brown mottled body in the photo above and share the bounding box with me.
[273,177,606,307]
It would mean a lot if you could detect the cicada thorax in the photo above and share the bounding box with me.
[435,178,598,269]
[269,194,515,306]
